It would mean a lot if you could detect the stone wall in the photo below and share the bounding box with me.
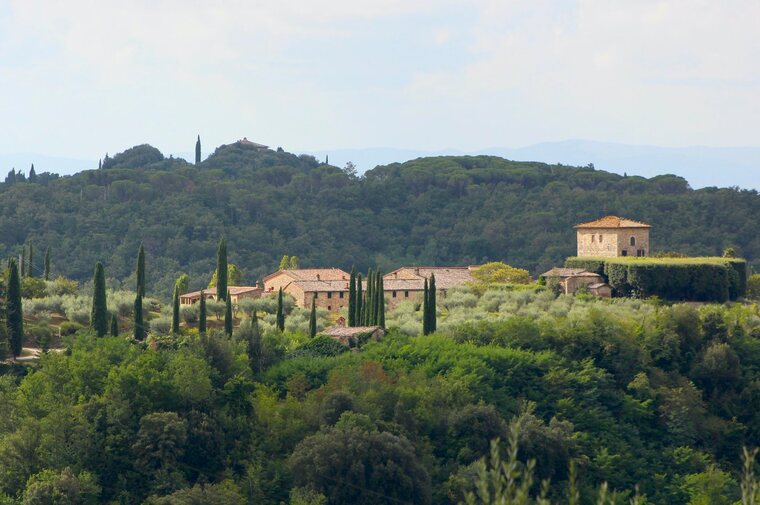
[577,228,650,257]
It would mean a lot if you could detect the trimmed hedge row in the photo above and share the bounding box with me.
[565,257,748,302]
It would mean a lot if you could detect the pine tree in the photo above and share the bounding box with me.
[195,135,201,164]
[217,239,228,301]
[110,314,119,337]
[198,290,207,335]
[28,164,36,183]
[171,284,180,335]
[276,287,285,331]
[422,278,429,335]
[91,262,109,337]
[428,274,437,334]
[6,260,23,358]
[348,268,356,327]
[224,292,233,337]
[44,246,50,280]
[136,244,146,298]
[355,273,363,327]
[309,295,317,337]
[377,272,385,329]
[133,293,145,341]
[27,242,33,277]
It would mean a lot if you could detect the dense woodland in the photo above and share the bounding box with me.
[1,141,759,298]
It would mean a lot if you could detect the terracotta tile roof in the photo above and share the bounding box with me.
[292,280,351,292]
[588,282,609,289]
[575,216,651,229]
[322,326,384,338]
[262,268,350,283]
[180,286,261,299]
[384,266,477,289]
[383,279,425,291]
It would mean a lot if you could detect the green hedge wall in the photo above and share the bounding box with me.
[565,257,747,301]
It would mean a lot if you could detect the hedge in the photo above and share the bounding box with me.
[565,257,748,302]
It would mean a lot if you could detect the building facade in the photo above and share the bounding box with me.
[179,286,262,306]
[262,268,351,312]
[575,216,651,258]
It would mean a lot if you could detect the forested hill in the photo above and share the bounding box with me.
[1,142,759,298]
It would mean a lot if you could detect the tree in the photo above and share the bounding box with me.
[110,314,119,337]
[134,293,145,340]
[27,242,33,277]
[43,246,50,280]
[208,263,242,288]
[171,284,180,335]
[175,274,189,294]
[377,272,385,328]
[216,239,228,301]
[195,134,201,164]
[19,246,25,279]
[199,291,207,335]
[422,277,429,335]
[723,247,737,258]
[276,288,285,331]
[21,468,101,505]
[279,255,299,270]
[289,426,432,505]
[348,268,356,327]
[224,292,233,337]
[427,273,436,334]
[28,163,36,183]
[90,262,109,337]
[365,269,374,326]
[309,295,317,337]
[136,243,146,298]
[471,262,532,286]
[6,259,23,357]
[355,273,363,328]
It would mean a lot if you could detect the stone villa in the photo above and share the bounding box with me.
[575,216,651,258]
[383,266,477,309]
[179,286,262,306]
[262,268,352,312]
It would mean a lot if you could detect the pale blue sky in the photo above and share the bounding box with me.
[0,1,758,161]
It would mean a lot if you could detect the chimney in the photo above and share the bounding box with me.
[317,274,321,280]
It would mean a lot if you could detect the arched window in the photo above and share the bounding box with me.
[630,236,636,246]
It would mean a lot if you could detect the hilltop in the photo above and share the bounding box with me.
[1,141,759,297]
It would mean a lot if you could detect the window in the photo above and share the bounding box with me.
[327,306,331,311]
[392,291,397,298]
[622,250,628,257]
[313,292,318,299]
[637,249,645,257]
[339,292,344,299]
[630,236,636,246]
[592,235,595,243]
[599,234,603,242]
[327,292,332,299]
[404,291,409,297]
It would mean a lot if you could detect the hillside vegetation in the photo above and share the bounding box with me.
[1,142,759,298]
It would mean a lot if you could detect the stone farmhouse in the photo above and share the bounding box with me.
[576,216,651,258]
[262,268,352,312]
[179,286,262,306]
[383,266,477,309]
[539,268,612,297]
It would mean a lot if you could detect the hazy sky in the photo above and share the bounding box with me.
[1,1,758,159]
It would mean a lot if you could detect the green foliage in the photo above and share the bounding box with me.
[566,256,748,301]
[134,293,146,340]
[198,292,207,335]
[43,247,50,281]
[172,284,180,335]
[6,260,23,357]
[20,277,47,299]
[309,297,317,338]
[472,262,533,286]
[194,135,202,165]
[208,263,242,289]
[224,295,233,337]
[22,467,101,505]
[59,321,84,336]
[748,274,760,300]
[290,335,348,359]
[215,239,228,301]
[90,262,108,336]
[279,255,299,270]
[137,243,146,298]
[276,288,285,331]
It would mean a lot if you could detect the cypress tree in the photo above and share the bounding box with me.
[44,246,50,280]
[27,242,33,277]
[91,262,109,337]
[171,284,180,335]
[198,290,207,335]
[377,272,385,329]
[348,267,356,327]
[110,314,119,337]
[6,260,23,358]
[136,244,146,298]
[428,274,437,334]
[217,239,228,301]
[422,278,429,335]
[355,273,363,327]
[98,159,102,170]
[19,247,25,279]
[309,295,317,337]
[133,293,145,341]
[248,312,262,375]
[224,292,233,337]
[276,287,285,331]
[195,135,201,164]
[366,269,374,326]
[29,164,36,183]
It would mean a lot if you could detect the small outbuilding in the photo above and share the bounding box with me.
[321,325,386,348]
[540,267,611,297]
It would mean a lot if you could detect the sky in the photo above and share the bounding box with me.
[0,1,758,162]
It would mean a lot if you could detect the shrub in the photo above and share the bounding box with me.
[69,310,90,326]
[748,274,760,300]
[59,321,84,336]
[150,317,172,335]
[46,276,79,296]
[181,305,198,324]
[25,324,53,348]
[21,277,48,299]
[290,335,348,359]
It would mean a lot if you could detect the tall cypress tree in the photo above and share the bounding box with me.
[422,278,429,335]
[44,246,50,281]
[195,135,202,164]
[428,274,437,334]
[27,242,33,278]
[248,312,263,375]
[355,273,363,327]
[217,239,228,301]
[224,291,233,337]
[377,272,385,328]
[136,244,146,298]
[28,163,36,183]
[133,293,145,341]
[110,314,119,337]
[365,269,374,326]
[198,290,207,335]
[6,260,23,358]
[19,247,25,279]
[91,262,109,337]
[276,288,285,331]
[348,267,356,327]
[309,295,317,337]
[171,284,180,335]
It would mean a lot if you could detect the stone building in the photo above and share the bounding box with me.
[179,286,262,306]
[262,268,351,312]
[575,216,651,258]
[383,266,477,309]
[540,268,612,297]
